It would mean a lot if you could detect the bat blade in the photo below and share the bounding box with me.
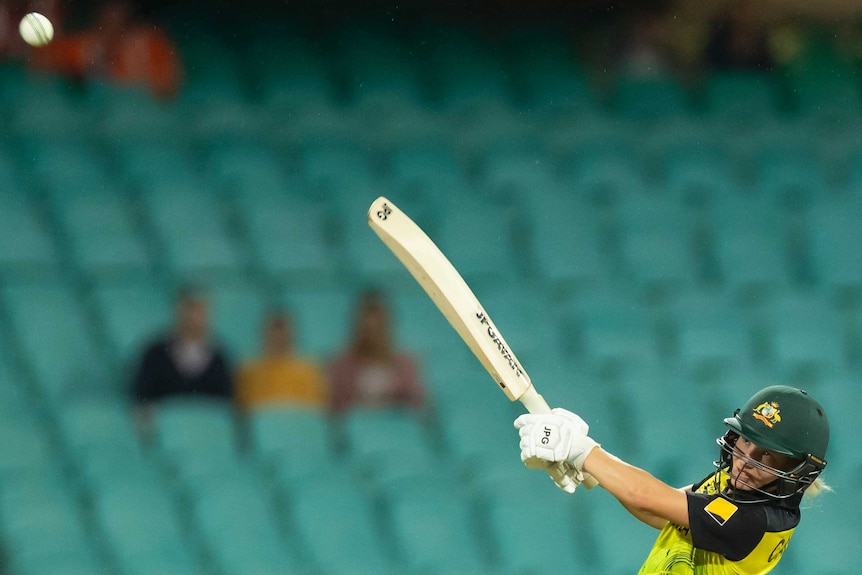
[367,196,531,402]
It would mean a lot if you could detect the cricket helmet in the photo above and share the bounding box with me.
[717,385,829,499]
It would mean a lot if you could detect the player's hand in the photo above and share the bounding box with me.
[514,408,599,471]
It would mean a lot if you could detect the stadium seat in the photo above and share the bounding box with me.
[0,191,59,275]
[299,139,377,201]
[52,190,153,278]
[505,26,596,115]
[590,489,661,574]
[484,478,594,574]
[342,408,439,482]
[612,73,690,120]
[140,184,245,281]
[112,140,197,189]
[207,280,271,362]
[435,198,519,290]
[57,399,141,460]
[90,280,173,369]
[2,282,110,403]
[755,144,830,208]
[423,24,513,110]
[564,286,661,367]
[335,24,425,107]
[239,197,337,286]
[189,480,300,575]
[666,289,754,373]
[526,192,609,290]
[96,84,185,143]
[616,195,701,291]
[760,291,846,380]
[151,398,239,467]
[710,197,791,294]
[289,480,394,574]
[248,406,335,479]
[279,285,355,359]
[385,478,488,574]
[805,197,862,292]
[702,71,779,122]
[91,480,196,572]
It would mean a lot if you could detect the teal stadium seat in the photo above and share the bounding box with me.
[667,289,753,373]
[299,139,377,201]
[140,184,245,281]
[205,142,293,200]
[189,481,300,575]
[386,139,465,203]
[526,192,609,290]
[246,32,336,110]
[336,24,424,107]
[28,141,113,198]
[2,282,110,403]
[289,480,394,574]
[755,144,829,208]
[479,144,557,204]
[505,27,596,115]
[0,191,58,275]
[91,480,198,574]
[0,475,98,575]
[90,280,172,369]
[613,73,689,120]
[208,280,270,361]
[711,196,791,294]
[52,190,153,278]
[703,71,779,122]
[590,488,661,574]
[249,407,336,484]
[663,145,736,207]
[484,477,595,574]
[238,197,337,287]
[435,197,519,289]
[616,195,701,290]
[343,408,439,483]
[57,399,142,461]
[280,286,355,359]
[94,83,184,143]
[806,197,862,292]
[385,479,488,574]
[8,75,89,142]
[151,398,238,466]
[564,286,660,367]
[559,134,644,206]
[761,292,846,381]
[113,140,197,189]
[423,25,513,110]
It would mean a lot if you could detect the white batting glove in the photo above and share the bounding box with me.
[514,408,600,472]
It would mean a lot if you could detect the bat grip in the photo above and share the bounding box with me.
[519,387,599,490]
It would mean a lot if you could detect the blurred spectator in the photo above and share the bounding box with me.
[705,0,775,71]
[236,310,327,411]
[327,289,425,413]
[29,0,181,98]
[132,286,234,407]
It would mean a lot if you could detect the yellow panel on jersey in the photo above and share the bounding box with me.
[638,471,799,575]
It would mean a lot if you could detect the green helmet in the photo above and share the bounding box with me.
[718,385,829,499]
[724,385,829,462]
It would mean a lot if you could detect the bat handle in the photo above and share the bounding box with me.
[519,387,599,490]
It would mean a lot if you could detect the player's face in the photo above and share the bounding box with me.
[729,436,797,490]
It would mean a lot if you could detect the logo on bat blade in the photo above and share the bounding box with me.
[376,203,392,220]
[476,311,523,381]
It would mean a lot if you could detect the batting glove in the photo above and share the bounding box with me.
[514,408,600,472]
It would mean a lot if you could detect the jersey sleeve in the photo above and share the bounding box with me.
[686,491,768,561]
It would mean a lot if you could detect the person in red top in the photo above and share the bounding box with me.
[326,289,425,413]
[30,0,181,98]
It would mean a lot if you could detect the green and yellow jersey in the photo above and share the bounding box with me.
[638,470,801,575]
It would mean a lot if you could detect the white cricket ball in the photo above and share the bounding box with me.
[19,12,54,47]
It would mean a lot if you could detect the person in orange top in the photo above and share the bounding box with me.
[236,311,327,411]
[30,0,181,99]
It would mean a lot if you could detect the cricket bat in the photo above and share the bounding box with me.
[367,196,596,492]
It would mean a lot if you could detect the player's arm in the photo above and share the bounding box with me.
[583,448,690,529]
[516,410,690,528]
